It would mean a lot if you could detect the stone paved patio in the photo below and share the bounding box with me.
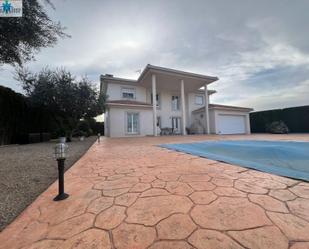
[0,134,309,249]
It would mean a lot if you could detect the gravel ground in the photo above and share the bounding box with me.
[0,136,97,231]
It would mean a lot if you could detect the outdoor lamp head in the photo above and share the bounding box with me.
[54,143,67,160]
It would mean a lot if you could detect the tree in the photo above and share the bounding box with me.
[16,67,106,133]
[0,0,68,66]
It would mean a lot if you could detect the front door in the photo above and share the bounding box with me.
[172,117,181,134]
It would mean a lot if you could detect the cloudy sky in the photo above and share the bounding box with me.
[1,0,309,111]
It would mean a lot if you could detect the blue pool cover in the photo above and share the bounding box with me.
[160,140,309,181]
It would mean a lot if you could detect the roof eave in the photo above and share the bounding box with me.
[138,64,219,83]
[106,103,153,108]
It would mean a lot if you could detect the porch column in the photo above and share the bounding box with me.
[204,84,210,134]
[152,74,157,136]
[180,79,187,135]
[246,114,251,134]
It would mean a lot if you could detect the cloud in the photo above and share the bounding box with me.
[1,0,309,111]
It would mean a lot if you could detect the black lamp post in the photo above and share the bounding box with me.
[54,142,69,201]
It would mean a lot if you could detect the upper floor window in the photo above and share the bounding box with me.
[172,95,180,111]
[122,87,136,99]
[151,93,160,107]
[195,95,204,105]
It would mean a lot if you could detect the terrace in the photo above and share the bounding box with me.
[0,134,309,249]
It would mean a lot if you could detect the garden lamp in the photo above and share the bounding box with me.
[97,133,101,143]
[53,142,69,201]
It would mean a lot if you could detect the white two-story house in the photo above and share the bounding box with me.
[100,64,252,137]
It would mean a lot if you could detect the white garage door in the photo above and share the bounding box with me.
[217,114,246,134]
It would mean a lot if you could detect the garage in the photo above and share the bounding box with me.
[217,114,246,134]
[192,103,253,134]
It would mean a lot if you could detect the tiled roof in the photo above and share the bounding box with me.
[193,104,253,113]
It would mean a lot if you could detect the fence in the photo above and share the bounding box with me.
[250,105,309,133]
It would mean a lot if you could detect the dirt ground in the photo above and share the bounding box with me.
[0,136,97,231]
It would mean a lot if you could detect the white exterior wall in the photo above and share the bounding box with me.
[106,83,147,102]
[192,108,251,134]
[146,89,183,128]
[145,90,206,131]
[103,81,251,137]
[104,109,110,137]
[209,109,216,134]
[108,107,153,137]
[191,112,206,134]
[188,93,205,127]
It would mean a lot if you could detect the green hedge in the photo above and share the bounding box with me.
[0,86,58,145]
[250,105,309,133]
[0,86,104,145]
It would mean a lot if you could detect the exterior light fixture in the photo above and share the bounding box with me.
[53,142,69,201]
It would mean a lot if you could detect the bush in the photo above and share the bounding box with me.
[266,121,289,134]
[72,129,86,137]
[250,105,309,133]
[57,127,67,137]
[76,120,96,136]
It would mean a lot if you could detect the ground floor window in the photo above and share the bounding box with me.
[127,112,139,134]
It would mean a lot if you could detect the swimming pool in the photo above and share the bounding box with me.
[160,140,309,181]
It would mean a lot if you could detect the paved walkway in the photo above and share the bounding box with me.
[0,134,309,249]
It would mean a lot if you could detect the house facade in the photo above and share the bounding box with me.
[101,64,252,137]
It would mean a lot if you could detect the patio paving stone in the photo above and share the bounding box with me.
[191,197,271,230]
[290,242,309,249]
[126,195,193,226]
[114,192,140,206]
[228,226,288,249]
[95,205,126,230]
[47,213,95,239]
[148,241,194,249]
[165,181,194,195]
[234,179,268,194]
[130,182,152,192]
[290,183,309,198]
[1,134,309,249]
[269,189,297,201]
[267,212,309,240]
[188,229,244,249]
[248,194,289,213]
[287,198,309,221]
[112,223,156,249]
[214,186,247,197]
[61,228,111,249]
[189,191,218,204]
[86,196,114,214]
[156,213,196,239]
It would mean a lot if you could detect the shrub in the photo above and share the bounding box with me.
[72,129,86,137]
[57,127,67,137]
[266,121,289,134]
